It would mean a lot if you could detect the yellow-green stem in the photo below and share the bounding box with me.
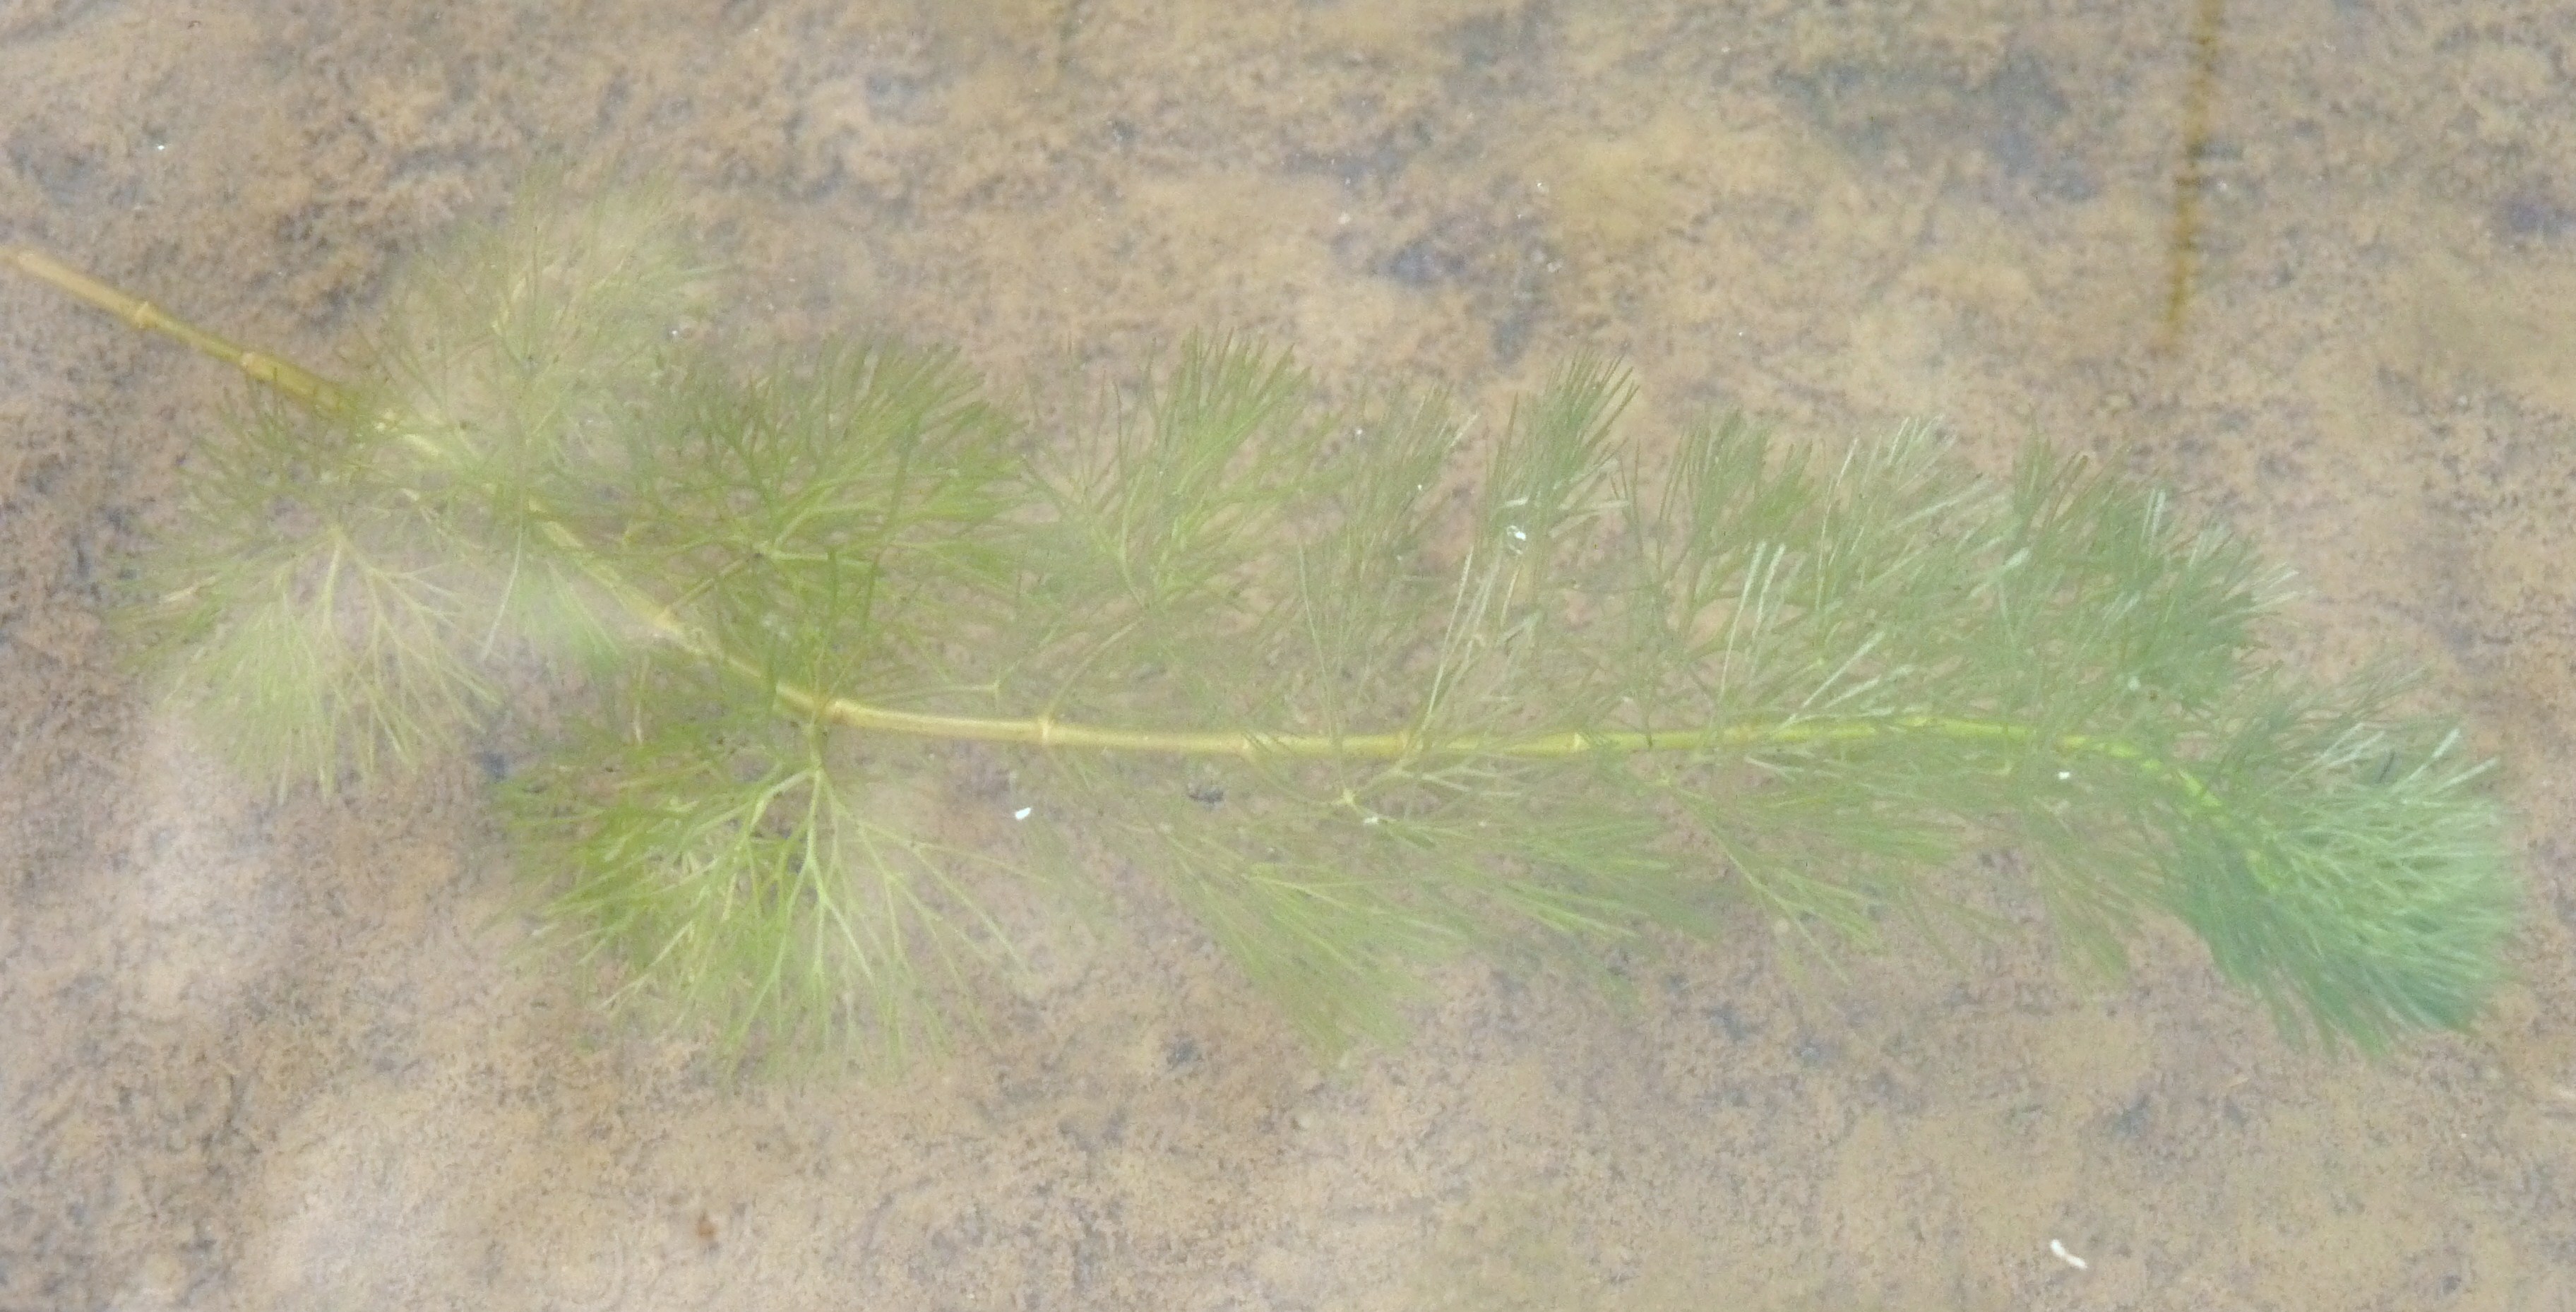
[8,247,2219,805]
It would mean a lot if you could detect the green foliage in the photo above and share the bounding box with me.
[91,193,2518,1069]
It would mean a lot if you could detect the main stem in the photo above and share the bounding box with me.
[8,247,2219,805]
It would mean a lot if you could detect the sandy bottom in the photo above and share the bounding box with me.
[5,1,2575,1308]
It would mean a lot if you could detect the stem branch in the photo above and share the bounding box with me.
[11,249,2223,799]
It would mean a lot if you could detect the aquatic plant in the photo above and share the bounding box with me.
[6,189,2517,1070]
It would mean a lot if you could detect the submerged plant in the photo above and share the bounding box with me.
[8,191,2519,1069]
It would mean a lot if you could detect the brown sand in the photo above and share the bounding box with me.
[4,1,2573,1308]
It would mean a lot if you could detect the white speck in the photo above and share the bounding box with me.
[2056,770,2073,782]
[2049,1239,2088,1270]
[1506,525,1527,542]
[1013,806,1032,821]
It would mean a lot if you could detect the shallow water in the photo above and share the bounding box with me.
[4,2,2574,1308]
